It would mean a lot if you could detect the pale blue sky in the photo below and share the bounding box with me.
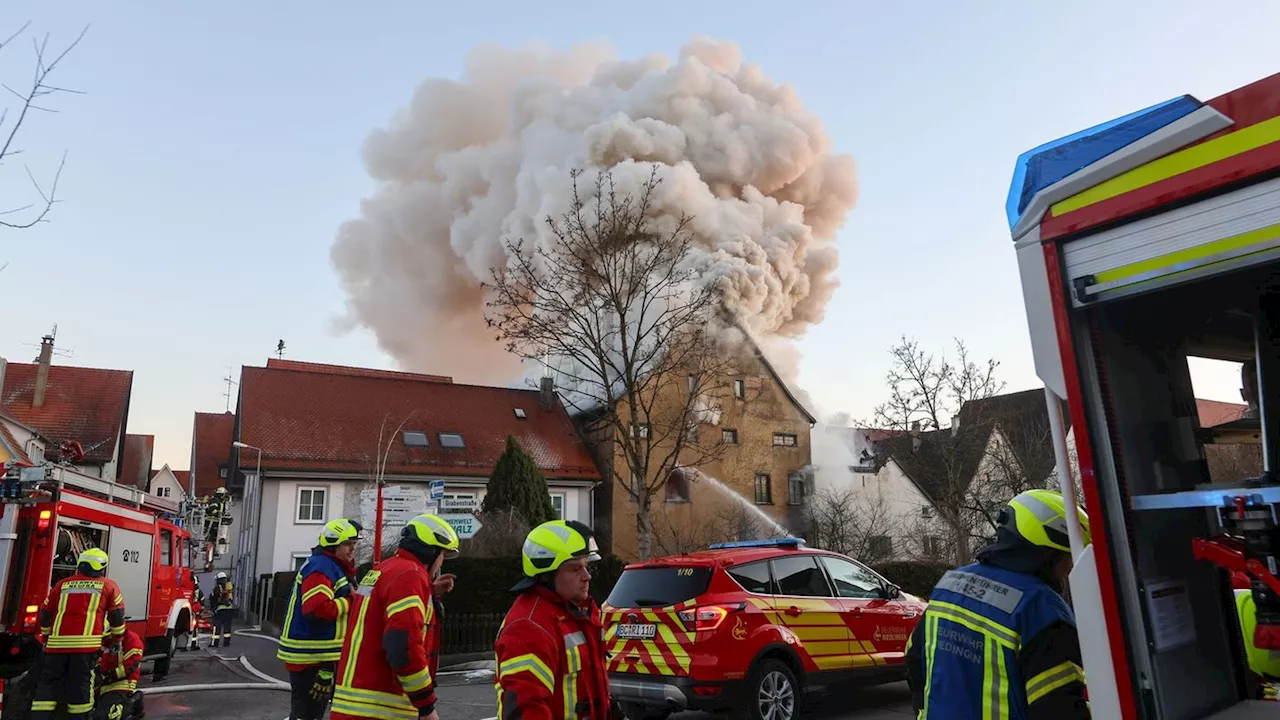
[3,2,1275,467]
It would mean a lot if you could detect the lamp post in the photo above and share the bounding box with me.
[232,441,262,621]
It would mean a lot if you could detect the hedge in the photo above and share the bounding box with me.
[871,561,952,598]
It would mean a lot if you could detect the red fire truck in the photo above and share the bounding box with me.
[0,459,197,717]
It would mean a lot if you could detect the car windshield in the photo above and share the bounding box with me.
[606,566,713,608]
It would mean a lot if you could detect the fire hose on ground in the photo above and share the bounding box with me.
[140,654,289,695]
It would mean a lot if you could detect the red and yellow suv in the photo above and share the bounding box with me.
[602,538,927,720]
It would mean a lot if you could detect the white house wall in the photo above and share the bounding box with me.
[855,460,947,561]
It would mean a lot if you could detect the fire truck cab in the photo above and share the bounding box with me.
[1009,72,1280,718]
[0,459,197,713]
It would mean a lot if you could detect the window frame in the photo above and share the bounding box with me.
[768,555,834,598]
[869,535,894,558]
[549,491,567,520]
[403,431,429,447]
[772,433,798,447]
[733,378,745,399]
[292,553,311,572]
[295,486,328,524]
[664,468,692,504]
[721,428,739,445]
[817,554,887,600]
[159,529,174,566]
[726,560,777,595]
[754,473,773,505]
[787,473,805,506]
[437,432,465,448]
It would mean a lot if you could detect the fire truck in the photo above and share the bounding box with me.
[1009,72,1280,718]
[0,459,197,717]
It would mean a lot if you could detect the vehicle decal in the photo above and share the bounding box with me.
[603,600,696,676]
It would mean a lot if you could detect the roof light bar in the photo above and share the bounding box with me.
[708,537,806,550]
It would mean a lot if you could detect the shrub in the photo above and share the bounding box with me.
[872,561,952,598]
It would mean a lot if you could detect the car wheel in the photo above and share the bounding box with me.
[748,659,799,720]
[619,702,670,720]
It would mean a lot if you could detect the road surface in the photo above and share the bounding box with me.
[133,627,913,719]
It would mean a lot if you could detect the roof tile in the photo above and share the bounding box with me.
[192,412,235,496]
[1,363,132,464]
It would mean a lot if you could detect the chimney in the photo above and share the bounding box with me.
[540,375,556,412]
[33,334,54,408]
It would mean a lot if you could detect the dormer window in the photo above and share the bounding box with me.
[438,433,465,448]
[403,431,429,447]
[514,408,527,419]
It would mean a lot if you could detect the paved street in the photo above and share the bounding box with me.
[133,628,911,719]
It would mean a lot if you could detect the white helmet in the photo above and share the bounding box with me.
[216,571,228,580]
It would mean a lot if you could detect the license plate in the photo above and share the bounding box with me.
[616,623,657,639]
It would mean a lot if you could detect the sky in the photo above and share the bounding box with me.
[2,1,1275,468]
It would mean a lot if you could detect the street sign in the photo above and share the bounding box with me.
[428,480,445,501]
[439,496,478,512]
[359,486,428,526]
[439,512,483,540]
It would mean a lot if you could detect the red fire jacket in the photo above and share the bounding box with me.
[38,573,126,653]
[494,584,610,720]
[331,550,440,720]
[98,629,145,695]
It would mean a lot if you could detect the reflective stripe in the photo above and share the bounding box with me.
[397,666,432,693]
[339,598,372,687]
[302,584,334,604]
[32,701,57,711]
[982,634,1009,720]
[333,684,416,718]
[926,601,1020,649]
[920,613,939,717]
[563,672,578,719]
[122,648,143,661]
[498,653,555,693]
[46,635,106,649]
[330,698,416,720]
[101,679,138,694]
[386,596,425,620]
[1026,661,1085,705]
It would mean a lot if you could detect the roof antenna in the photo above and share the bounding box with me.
[276,339,286,360]
[25,324,74,362]
[222,367,238,413]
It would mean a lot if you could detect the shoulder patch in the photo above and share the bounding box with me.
[935,570,1025,614]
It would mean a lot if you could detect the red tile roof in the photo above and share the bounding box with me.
[119,434,154,487]
[237,361,600,480]
[0,418,31,463]
[1197,399,1250,428]
[265,359,452,384]
[191,412,234,496]
[1,362,132,464]
[172,470,190,492]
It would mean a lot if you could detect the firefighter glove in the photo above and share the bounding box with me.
[309,669,334,701]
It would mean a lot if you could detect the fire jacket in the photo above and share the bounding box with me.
[906,562,1090,719]
[331,549,440,719]
[98,629,145,695]
[278,547,355,670]
[38,573,126,653]
[212,579,235,612]
[494,583,610,720]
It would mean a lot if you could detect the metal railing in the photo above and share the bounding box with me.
[439,612,503,655]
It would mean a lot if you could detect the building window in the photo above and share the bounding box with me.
[438,433,465,448]
[788,473,805,506]
[772,433,797,447]
[219,467,228,478]
[550,492,566,520]
[722,429,739,445]
[297,487,327,524]
[514,408,527,419]
[403,431,429,447]
[684,423,698,443]
[921,505,934,519]
[923,536,945,556]
[156,487,170,498]
[733,379,745,399]
[754,474,772,505]
[687,375,697,394]
[292,554,310,572]
[870,535,894,558]
[630,423,650,440]
[665,468,692,503]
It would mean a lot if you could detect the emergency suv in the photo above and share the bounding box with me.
[0,459,197,718]
[603,538,926,720]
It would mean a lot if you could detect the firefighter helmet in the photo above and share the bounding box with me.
[402,513,460,558]
[78,547,109,571]
[999,489,1091,554]
[216,571,228,580]
[318,518,363,548]
[521,520,600,578]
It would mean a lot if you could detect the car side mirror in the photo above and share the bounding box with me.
[883,584,901,599]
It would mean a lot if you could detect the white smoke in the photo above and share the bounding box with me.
[332,36,857,380]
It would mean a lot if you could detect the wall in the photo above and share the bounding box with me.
[256,478,341,575]
[604,351,814,560]
[150,470,187,501]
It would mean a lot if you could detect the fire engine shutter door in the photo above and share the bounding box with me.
[1062,174,1280,307]
[106,527,153,622]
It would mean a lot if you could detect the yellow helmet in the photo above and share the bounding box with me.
[1001,489,1091,553]
[401,513,460,558]
[521,520,600,578]
[78,547,109,571]
[318,518,363,548]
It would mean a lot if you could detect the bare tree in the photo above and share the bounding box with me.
[1,22,87,232]
[873,337,1006,564]
[485,168,735,558]
[651,495,789,556]
[802,487,901,563]
[1205,443,1264,484]
[355,412,416,564]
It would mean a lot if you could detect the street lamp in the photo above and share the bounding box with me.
[232,441,263,623]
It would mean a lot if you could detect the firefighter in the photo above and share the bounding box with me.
[1230,571,1280,700]
[95,627,145,720]
[494,520,612,720]
[278,518,363,720]
[31,547,127,718]
[188,583,206,650]
[211,571,235,647]
[906,489,1091,719]
[331,513,459,720]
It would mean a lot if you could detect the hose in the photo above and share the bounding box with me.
[237,655,288,687]
[140,682,288,695]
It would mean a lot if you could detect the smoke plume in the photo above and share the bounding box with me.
[332,36,857,381]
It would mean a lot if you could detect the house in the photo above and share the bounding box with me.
[148,464,190,501]
[0,411,40,464]
[580,342,816,561]
[0,335,133,479]
[229,359,603,577]
[118,434,155,488]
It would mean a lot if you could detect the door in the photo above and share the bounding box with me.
[768,555,852,676]
[106,527,153,622]
[818,555,914,667]
[152,528,176,631]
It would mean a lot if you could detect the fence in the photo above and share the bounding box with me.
[438,612,504,655]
